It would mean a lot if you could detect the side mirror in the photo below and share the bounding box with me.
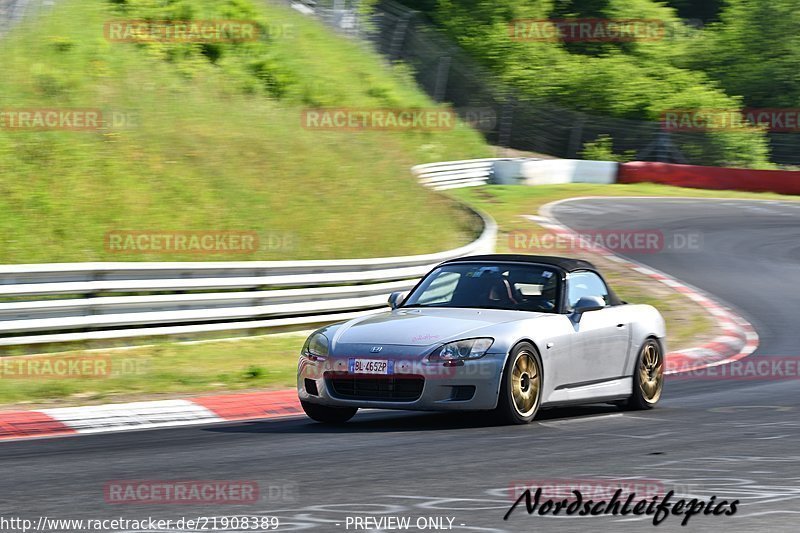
[388,291,408,309]
[571,296,605,320]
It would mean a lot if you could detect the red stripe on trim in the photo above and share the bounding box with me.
[700,341,737,354]
[0,411,76,440]
[192,390,302,421]
[666,353,695,371]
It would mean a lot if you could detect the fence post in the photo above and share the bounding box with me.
[497,96,514,156]
[567,116,585,158]
[637,131,687,164]
[389,10,414,61]
[433,55,451,102]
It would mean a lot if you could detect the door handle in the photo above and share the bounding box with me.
[616,323,625,328]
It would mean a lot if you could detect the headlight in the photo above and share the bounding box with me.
[429,338,494,361]
[303,332,329,359]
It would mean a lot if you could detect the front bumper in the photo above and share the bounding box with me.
[297,353,505,411]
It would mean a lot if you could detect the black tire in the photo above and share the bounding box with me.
[300,400,358,424]
[626,338,664,410]
[495,342,543,424]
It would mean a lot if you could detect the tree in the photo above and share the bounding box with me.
[689,0,800,107]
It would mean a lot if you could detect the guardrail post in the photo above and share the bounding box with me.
[433,55,451,102]
[389,10,414,61]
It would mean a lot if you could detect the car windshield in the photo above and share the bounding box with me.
[402,263,560,312]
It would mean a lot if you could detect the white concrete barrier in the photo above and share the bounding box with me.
[415,157,619,189]
[521,159,618,185]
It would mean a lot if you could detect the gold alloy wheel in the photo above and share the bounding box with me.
[511,350,540,417]
[639,342,664,403]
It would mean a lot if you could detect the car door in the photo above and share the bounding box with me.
[564,271,631,385]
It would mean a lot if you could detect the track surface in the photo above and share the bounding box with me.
[2,198,800,533]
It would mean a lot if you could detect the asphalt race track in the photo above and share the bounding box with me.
[1,198,799,533]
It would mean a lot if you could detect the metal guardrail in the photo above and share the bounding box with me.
[413,158,548,189]
[0,0,52,37]
[0,209,496,347]
[412,158,501,190]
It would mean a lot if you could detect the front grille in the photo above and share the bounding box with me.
[325,372,424,402]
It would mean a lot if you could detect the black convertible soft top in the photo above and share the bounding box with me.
[440,254,623,307]
[442,254,597,273]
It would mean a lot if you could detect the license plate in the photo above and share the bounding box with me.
[348,358,394,375]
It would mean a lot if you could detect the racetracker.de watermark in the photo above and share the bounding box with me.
[507,229,702,254]
[103,20,260,43]
[0,356,145,379]
[105,230,261,255]
[301,108,458,131]
[661,108,800,133]
[300,358,497,381]
[104,481,258,504]
[457,107,497,132]
[103,480,297,504]
[508,19,665,42]
[669,356,800,380]
[0,108,140,131]
[0,109,102,131]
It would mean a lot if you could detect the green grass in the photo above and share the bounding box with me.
[0,0,490,264]
[0,334,304,407]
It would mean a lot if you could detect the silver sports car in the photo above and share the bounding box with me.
[297,254,666,424]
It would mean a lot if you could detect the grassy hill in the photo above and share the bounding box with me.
[0,0,490,264]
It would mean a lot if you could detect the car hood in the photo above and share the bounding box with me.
[331,307,549,347]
